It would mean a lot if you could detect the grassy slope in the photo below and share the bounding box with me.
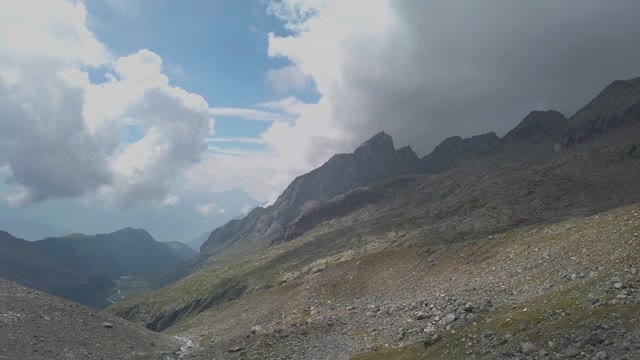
[353,205,640,359]
[110,202,639,359]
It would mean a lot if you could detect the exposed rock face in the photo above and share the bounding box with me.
[193,76,640,271]
[416,132,500,174]
[200,132,418,257]
[503,110,568,142]
[565,77,640,144]
[499,110,569,156]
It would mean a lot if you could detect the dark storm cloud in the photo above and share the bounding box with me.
[333,0,640,155]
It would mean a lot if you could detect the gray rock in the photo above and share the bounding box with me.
[464,303,478,313]
[439,313,456,326]
[482,331,497,339]
[520,341,538,355]
[564,346,580,358]
[101,322,113,329]
[593,351,608,359]
[423,334,440,347]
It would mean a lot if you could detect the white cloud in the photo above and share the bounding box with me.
[205,137,266,145]
[196,202,226,216]
[0,0,108,66]
[0,0,212,207]
[266,64,307,92]
[156,194,180,207]
[186,151,306,204]
[208,107,287,122]
[254,96,308,115]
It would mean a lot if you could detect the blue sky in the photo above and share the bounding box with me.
[86,0,293,140]
[0,0,299,242]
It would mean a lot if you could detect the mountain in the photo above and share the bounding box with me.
[165,241,198,260]
[110,77,640,359]
[566,77,640,144]
[416,132,500,174]
[199,131,417,260]
[0,228,190,308]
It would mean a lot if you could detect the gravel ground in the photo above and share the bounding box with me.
[0,280,181,360]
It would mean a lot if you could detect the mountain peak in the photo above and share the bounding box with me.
[417,132,499,174]
[567,77,640,143]
[354,131,395,156]
[504,110,568,142]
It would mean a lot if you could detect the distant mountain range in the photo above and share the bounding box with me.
[0,228,194,308]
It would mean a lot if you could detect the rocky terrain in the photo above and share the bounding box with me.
[0,280,183,360]
[107,77,640,359]
[111,201,640,360]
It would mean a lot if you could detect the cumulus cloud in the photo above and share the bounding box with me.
[266,0,640,156]
[266,64,308,92]
[0,0,211,207]
[0,0,112,205]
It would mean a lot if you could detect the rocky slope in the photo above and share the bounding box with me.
[115,201,640,360]
[199,131,418,260]
[0,280,182,360]
[109,77,640,359]
[192,79,640,268]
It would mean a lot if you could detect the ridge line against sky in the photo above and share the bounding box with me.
[1,0,640,242]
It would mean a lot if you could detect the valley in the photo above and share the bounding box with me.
[3,2,640,359]
[2,77,640,359]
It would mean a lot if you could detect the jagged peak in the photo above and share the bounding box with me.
[354,131,395,155]
[430,132,499,156]
[505,110,568,140]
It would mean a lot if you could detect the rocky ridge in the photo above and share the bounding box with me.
[109,77,640,359]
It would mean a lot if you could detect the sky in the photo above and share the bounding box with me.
[1,0,640,243]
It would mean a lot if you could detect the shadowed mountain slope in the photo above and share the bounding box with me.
[0,228,191,308]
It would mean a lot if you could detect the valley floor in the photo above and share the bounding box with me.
[126,203,640,360]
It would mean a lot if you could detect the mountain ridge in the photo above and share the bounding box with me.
[0,227,191,308]
[192,76,640,270]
